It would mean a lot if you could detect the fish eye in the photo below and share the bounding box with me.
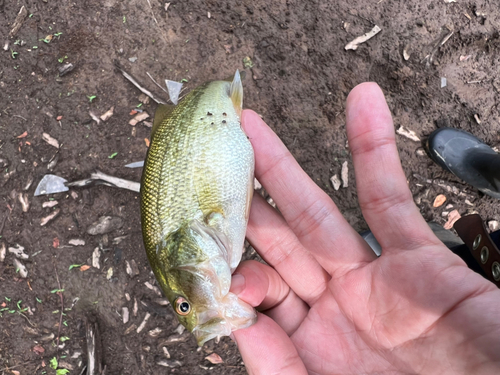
[174,297,191,315]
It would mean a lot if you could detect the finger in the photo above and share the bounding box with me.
[231,260,308,335]
[242,110,375,275]
[246,194,330,305]
[346,83,440,251]
[234,313,308,375]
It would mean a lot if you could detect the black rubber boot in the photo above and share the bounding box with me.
[426,127,500,199]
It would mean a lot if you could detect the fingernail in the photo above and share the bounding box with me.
[230,273,246,295]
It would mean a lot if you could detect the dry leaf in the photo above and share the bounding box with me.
[42,132,60,148]
[444,210,461,230]
[432,194,447,208]
[53,237,60,248]
[11,371,20,375]
[80,265,91,271]
[205,353,224,364]
[145,138,150,147]
[16,131,28,139]
[129,112,150,126]
[56,115,63,121]
[100,106,114,121]
[33,344,45,355]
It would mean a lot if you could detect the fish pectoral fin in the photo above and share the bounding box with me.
[190,220,231,262]
[229,70,243,117]
[152,103,175,140]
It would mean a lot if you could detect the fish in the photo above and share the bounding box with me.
[140,71,257,345]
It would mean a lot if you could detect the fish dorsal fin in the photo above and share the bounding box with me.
[152,104,175,140]
[229,70,243,117]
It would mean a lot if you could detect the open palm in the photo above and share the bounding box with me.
[232,83,500,374]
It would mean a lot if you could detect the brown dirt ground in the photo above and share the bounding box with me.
[1,0,499,374]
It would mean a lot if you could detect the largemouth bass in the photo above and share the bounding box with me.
[141,71,257,345]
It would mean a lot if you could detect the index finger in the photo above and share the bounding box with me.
[242,110,375,275]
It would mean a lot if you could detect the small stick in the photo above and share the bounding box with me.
[52,259,65,357]
[114,63,166,104]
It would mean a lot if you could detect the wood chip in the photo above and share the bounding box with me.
[330,174,341,190]
[149,327,162,337]
[341,161,348,188]
[42,133,60,148]
[145,281,162,296]
[42,200,59,208]
[254,178,262,190]
[444,210,461,230]
[0,242,6,262]
[8,244,28,259]
[40,208,60,226]
[92,247,101,269]
[137,312,151,333]
[403,46,410,60]
[396,126,420,142]
[122,307,129,324]
[18,192,29,212]
[9,6,28,37]
[68,238,85,246]
[345,25,381,51]
[432,194,447,208]
[129,112,150,126]
[100,106,114,121]
[157,360,182,368]
[16,131,28,139]
[162,347,171,358]
[89,111,101,124]
[205,353,224,364]
[13,258,28,278]
[80,265,91,271]
[124,324,137,335]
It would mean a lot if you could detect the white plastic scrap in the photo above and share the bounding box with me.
[166,80,183,105]
[345,25,382,51]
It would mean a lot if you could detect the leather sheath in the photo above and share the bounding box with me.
[454,214,500,288]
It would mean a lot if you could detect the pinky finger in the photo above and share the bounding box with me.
[234,313,308,375]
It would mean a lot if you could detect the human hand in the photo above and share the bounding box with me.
[232,83,500,374]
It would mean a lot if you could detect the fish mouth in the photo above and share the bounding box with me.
[192,295,257,346]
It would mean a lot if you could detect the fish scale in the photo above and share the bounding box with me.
[141,72,257,345]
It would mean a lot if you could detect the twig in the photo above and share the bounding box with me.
[146,0,159,24]
[0,360,37,373]
[13,114,27,121]
[146,72,170,96]
[114,62,166,104]
[52,259,64,358]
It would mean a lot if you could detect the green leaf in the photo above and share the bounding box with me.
[108,152,118,159]
[69,264,83,270]
[181,78,188,83]
[51,289,64,294]
[60,336,70,342]
[56,369,70,375]
[123,16,126,23]
[11,49,18,59]
[36,297,42,303]
[50,357,58,369]
[87,95,97,102]
[5,297,11,302]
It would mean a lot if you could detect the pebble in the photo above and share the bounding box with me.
[488,220,499,232]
